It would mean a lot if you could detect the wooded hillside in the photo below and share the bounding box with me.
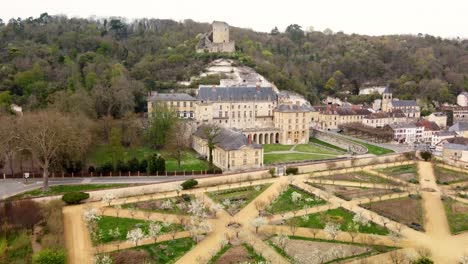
[0,13,467,116]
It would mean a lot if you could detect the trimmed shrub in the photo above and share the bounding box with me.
[116,160,129,172]
[88,166,95,173]
[139,159,148,173]
[61,192,90,205]
[420,151,432,161]
[97,162,113,174]
[33,249,66,264]
[127,158,140,173]
[285,167,299,175]
[269,168,276,177]
[181,179,198,190]
[148,154,166,174]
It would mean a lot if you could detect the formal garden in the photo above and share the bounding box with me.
[263,142,345,165]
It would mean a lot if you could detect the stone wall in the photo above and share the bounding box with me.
[311,129,368,154]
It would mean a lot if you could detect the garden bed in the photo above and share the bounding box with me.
[434,166,468,185]
[442,198,468,234]
[267,185,326,214]
[313,184,400,201]
[317,171,400,185]
[206,184,271,215]
[377,164,418,183]
[208,243,266,264]
[122,195,194,215]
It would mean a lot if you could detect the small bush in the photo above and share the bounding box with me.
[139,159,148,173]
[181,194,191,202]
[116,160,129,172]
[181,179,198,190]
[97,162,113,174]
[127,158,140,173]
[285,167,298,175]
[32,249,66,264]
[420,151,432,161]
[61,192,90,205]
[88,166,95,173]
[148,154,165,173]
[269,168,276,177]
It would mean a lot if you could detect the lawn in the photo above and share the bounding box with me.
[434,166,468,184]
[109,237,195,264]
[206,184,271,215]
[263,144,293,153]
[11,184,134,199]
[361,142,394,155]
[443,198,468,234]
[268,185,326,214]
[96,216,183,244]
[294,144,343,155]
[290,207,389,235]
[264,153,336,165]
[89,145,209,172]
[309,137,347,152]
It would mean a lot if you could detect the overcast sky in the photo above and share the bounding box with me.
[1,0,467,38]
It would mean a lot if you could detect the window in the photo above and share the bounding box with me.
[219,111,222,117]
[190,102,193,107]
[225,111,228,117]
[177,102,180,107]
[183,101,186,107]
[255,151,258,156]
[243,159,247,165]
[255,158,258,164]
[220,105,223,110]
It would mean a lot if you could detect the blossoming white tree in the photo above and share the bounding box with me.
[291,191,302,203]
[148,222,162,242]
[324,222,340,240]
[93,254,113,264]
[251,217,267,233]
[126,228,145,246]
[102,193,115,206]
[83,208,101,223]
[210,203,223,217]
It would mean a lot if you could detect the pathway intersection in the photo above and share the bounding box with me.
[63,161,468,264]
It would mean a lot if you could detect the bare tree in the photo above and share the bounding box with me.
[166,121,191,169]
[201,124,221,168]
[19,111,92,191]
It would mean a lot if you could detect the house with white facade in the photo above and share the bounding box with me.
[387,122,424,144]
[431,130,457,147]
[362,109,406,128]
[457,92,468,107]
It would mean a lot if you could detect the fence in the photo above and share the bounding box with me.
[2,169,223,179]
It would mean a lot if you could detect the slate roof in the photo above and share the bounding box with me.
[391,100,418,107]
[444,143,468,151]
[434,131,457,137]
[389,122,419,129]
[148,93,196,102]
[197,86,276,102]
[365,109,406,119]
[193,126,262,151]
[445,137,468,145]
[449,121,468,132]
[275,104,312,113]
[383,86,392,94]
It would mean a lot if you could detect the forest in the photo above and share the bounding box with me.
[0,13,467,117]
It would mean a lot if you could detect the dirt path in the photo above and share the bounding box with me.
[63,205,93,264]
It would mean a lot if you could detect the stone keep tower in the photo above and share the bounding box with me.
[212,21,230,44]
[381,87,393,112]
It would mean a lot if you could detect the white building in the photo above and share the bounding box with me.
[362,110,406,128]
[431,131,457,147]
[457,92,468,107]
[388,122,424,144]
[426,112,447,129]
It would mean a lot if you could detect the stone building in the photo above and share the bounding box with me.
[381,87,393,112]
[274,104,313,144]
[192,126,263,171]
[426,112,447,129]
[313,106,371,130]
[196,21,235,53]
[362,110,406,128]
[380,87,420,118]
[147,92,197,119]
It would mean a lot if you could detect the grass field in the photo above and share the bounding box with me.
[96,216,183,244]
[263,144,294,153]
[11,184,134,199]
[294,144,343,155]
[291,207,389,235]
[109,237,195,264]
[268,186,326,214]
[89,145,209,172]
[309,137,347,152]
[443,198,468,234]
[264,153,336,164]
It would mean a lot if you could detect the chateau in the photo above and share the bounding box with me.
[147,85,314,170]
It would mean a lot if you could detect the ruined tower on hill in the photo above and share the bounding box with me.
[196,21,236,53]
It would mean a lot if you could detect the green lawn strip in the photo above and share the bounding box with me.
[89,145,209,171]
[442,198,468,234]
[377,164,417,176]
[264,153,336,165]
[206,184,272,210]
[96,216,183,244]
[309,137,347,152]
[294,144,343,155]
[267,185,326,214]
[10,183,134,199]
[263,144,293,153]
[434,166,468,184]
[341,137,394,155]
[121,196,194,215]
[267,235,395,263]
[109,237,195,264]
[290,207,389,235]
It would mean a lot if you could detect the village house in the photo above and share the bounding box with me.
[416,120,441,144]
[431,130,458,147]
[387,122,424,144]
[313,106,371,130]
[449,121,468,137]
[362,109,406,128]
[442,143,468,163]
[380,87,420,118]
[426,112,447,129]
[273,103,313,144]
